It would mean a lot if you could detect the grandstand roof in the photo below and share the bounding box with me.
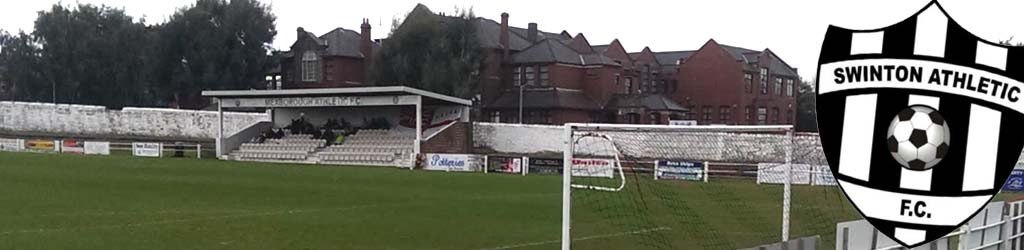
[201,86,472,106]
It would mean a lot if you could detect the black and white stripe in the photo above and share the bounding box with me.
[816,1,1024,247]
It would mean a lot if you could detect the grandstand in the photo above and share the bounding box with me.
[203,86,471,168]
[230,129,417,166]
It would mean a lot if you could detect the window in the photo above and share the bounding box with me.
[772,107,780,124]
[757,107,767,125]
[759,68,768,94]
[491,111,501,123]
[525,66,536,86]
[615,74,621,85]
[786,109,794,124]
[702,106,713,124]
[719,106,731,124]
[325,62,334,82]
[775,78,783,96]
[301,51,319,82]
[540,66,550,86]
[648,113,661,124]
[524,111,552,124]
[786,79,795,97]
[513,67,522,86]
[745,106,754,124]
[626,113,641,124]
[625,78,633,94]
[744,73,753,93]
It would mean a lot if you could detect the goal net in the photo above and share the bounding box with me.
[560,124,853,250]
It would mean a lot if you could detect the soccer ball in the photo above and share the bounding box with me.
[886,105,951,170]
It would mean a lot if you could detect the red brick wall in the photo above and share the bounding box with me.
[603,41,634,68]
[282,55,367,89]
[675,41,798,125]
[324,57,365,85]
[753,53,799,125]
[553,110,591,124]
[422,122,472,154]
[581,66,621,106]
[549,64,584,89]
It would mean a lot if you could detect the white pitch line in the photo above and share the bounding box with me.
[0,204,378,236]
[5,208,257,219]
[475,226,672,250]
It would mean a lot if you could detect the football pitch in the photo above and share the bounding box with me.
[0,152,861,249]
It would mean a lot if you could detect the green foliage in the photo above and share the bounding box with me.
[0,1,276,109]
[153,0,277,108]
[796,80,818,132]
[369,8,487,99]
[0,31,44,101]
[32,4,151,107]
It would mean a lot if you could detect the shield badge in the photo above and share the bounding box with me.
[816,1,1024,248]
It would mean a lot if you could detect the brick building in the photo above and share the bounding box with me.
[278,19,378,89]
[274,4,801,126]
[675,40,800,125]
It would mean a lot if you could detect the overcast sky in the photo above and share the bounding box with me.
[1,0,1022,81]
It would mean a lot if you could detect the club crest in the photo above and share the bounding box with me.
[816,1,1024,248]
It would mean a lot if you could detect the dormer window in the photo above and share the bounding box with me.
[301,51,319,82]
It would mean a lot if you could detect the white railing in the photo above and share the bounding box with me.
[838,200,1024,250]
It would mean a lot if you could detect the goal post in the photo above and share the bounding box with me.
[560,123,802,250]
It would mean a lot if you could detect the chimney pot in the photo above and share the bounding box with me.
[360,18,373,59]
[527,23,538,43]
[499,12,510,60]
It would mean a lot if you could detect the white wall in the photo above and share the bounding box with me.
[0,101,267,140]
[472,122,565,154]
[472,122,827,164]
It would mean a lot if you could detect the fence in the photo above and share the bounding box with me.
[836,200,1024,250]
[0,137,215,159]
[757,163,837,186]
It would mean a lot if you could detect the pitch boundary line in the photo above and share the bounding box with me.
[0,204,378,236]
[474,226,672,250]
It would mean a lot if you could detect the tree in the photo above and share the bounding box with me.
[0,30,45,101]
[369,7,487,99]
[796,80,817,132]
[31,4,152,107]
[152,0,277,109]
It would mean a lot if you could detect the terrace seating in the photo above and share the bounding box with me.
[230,128,417,166]
[234,151,308,161]
[319,152,396,165]
[231,134,322,162]
[317,129,416,166]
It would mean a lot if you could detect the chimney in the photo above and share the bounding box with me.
[360,18,372,59]
[297,27,305,41]
[527,23,538,44]
[500,12,510,60]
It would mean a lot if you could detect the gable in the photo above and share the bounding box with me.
[682,40,746,71]
[632,47,660,66]
[568,34,594,54]
[603,40,633,67]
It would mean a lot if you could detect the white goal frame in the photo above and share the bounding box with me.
[560,123,795,250]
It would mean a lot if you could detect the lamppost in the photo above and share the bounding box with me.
[518,83,524,124]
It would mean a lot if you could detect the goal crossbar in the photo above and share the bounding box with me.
[565,123,793,132]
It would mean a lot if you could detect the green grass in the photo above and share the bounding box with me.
[0,152,862,249]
